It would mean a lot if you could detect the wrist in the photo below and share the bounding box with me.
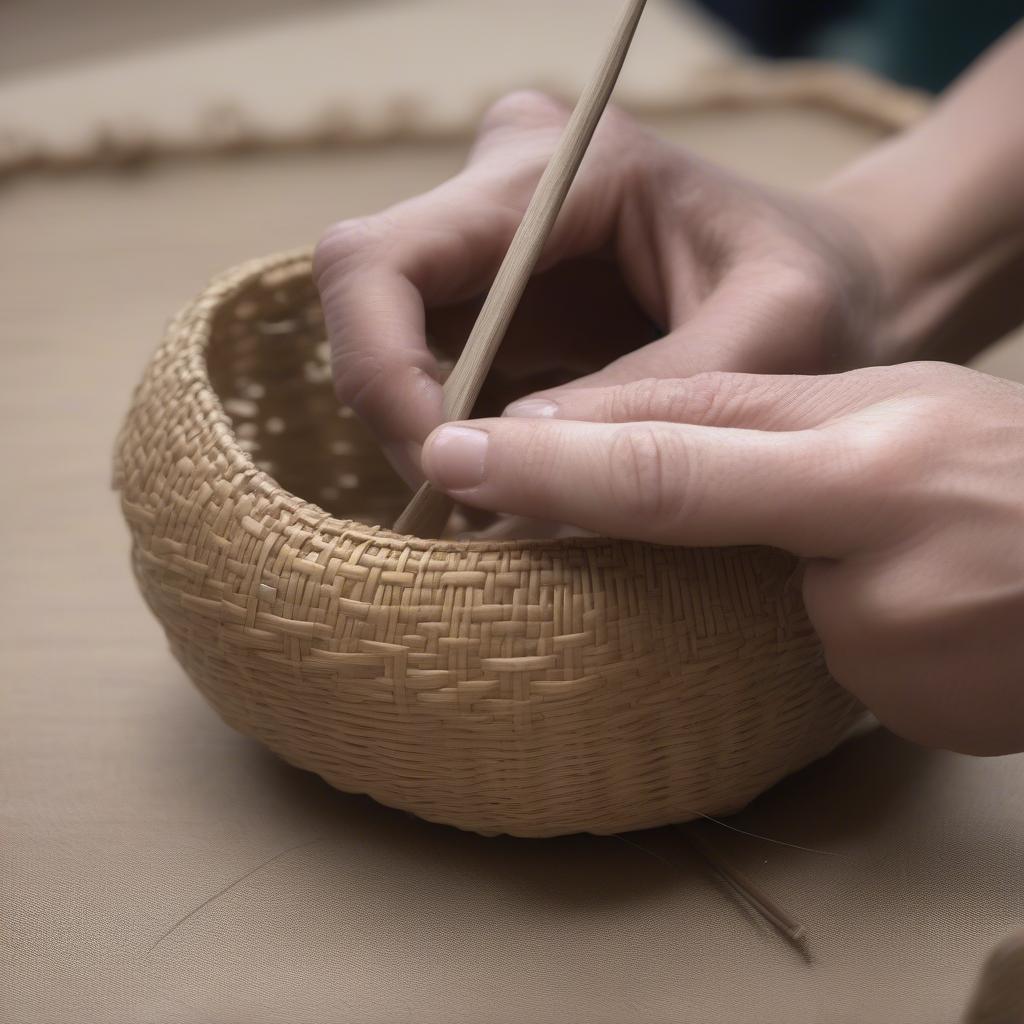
[818,159,941,365]
[820,131,1024,366]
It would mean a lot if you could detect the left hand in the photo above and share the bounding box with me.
[420,361,1024,756]
[314,92,883,485]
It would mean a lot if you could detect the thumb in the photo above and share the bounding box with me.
[420,413,876,558]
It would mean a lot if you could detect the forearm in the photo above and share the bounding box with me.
[823,22,1024,365]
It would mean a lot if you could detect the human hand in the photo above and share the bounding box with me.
[418,362,1024,756]
[314,90,883,483]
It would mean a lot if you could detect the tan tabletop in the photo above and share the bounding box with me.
[2,6,1023,1021]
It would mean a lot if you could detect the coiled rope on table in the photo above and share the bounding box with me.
[0,62,928,181]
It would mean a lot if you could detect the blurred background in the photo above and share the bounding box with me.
[2,0,1019,91]
[695,0,1020,92]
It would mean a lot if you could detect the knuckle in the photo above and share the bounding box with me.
[814,409,941,548]
[313,217,386,285]
[678,372,751,425]
[823,418,908,499]
[898,360,968,389]
[892,360,938,383]
[813,429,906,543]
[480,90,567,134]
[332,349,403,410]
[768,264,835,332]
[608,378,661,422]
[855,429,919,498]
[608,377,725,426]
[607,426,683,523]
[518,423,563,481]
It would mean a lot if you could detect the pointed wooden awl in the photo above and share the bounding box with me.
[393,0,650,538]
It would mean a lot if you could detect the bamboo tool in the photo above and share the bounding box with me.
[393,0,650,538]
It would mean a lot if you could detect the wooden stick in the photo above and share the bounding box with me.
[393,0,650,538]
[680,826,811,957]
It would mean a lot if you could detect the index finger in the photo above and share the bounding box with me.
[314,184,526,481]
[316,254,442,483]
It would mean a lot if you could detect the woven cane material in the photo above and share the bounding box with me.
[114,250,869,837]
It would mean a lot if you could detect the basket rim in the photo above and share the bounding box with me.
[176,248,663,555]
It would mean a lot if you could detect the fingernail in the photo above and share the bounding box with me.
[504,398,558,418]
[427,426,489,491]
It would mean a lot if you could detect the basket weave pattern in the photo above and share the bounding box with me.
[115,252,867,837]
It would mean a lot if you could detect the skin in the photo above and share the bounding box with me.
[316,24,1024,755]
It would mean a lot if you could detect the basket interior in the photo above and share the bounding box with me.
[206,269,410,526]
[202,258,661,536]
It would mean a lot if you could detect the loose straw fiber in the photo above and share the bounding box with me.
[114,252,869,837]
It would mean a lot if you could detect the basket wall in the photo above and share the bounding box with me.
[115,252,868,837]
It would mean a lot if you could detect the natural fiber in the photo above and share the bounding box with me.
[115,251,869,837]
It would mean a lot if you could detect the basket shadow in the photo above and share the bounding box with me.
[150,669,1024,977]
[199,707,939,916]
[724,727,941,850]
[246,744,706,911]
[150,669,698,910]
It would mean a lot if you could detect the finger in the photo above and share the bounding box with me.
[507,263,836,405]
[421,417,872,558]
[314,144,597,466]
[466,90,571,168]
[315,182,524,478]
[315,90,647,476]
[313,260,438,483]
[505,369,892,432]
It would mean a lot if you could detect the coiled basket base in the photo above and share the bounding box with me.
[115,252,869,837]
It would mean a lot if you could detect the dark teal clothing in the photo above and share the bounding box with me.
[692,1,1022,93]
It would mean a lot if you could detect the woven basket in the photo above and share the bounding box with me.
[115,250,868,837]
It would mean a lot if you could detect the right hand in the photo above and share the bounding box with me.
[314,90,885,484]
[420,361,1024,756]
